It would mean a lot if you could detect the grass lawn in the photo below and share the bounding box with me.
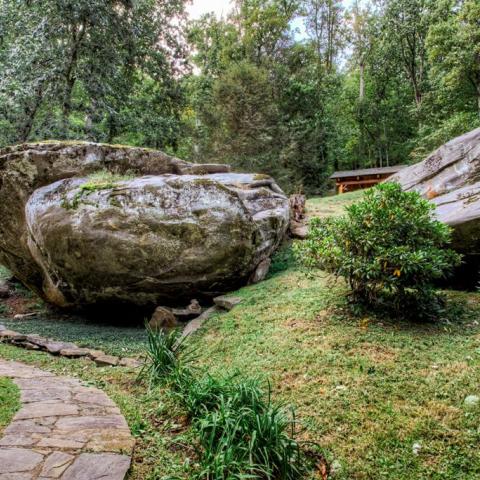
[0,377,20,435]
[306,190,363,219]
[1,193,480,479]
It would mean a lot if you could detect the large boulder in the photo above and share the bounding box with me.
[389,128,480,255]
[0,142,289,309]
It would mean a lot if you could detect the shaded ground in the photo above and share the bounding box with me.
[1,194,480,479]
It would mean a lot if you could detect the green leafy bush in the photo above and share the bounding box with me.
[295,183,462,318]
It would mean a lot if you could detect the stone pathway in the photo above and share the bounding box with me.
[0,359,134,479]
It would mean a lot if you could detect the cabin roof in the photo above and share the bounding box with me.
[330,165,407,180]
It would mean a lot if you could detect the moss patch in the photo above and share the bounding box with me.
[61,170,134,210]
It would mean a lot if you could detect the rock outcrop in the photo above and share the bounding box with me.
[0,142,289,309]
[389,128,480,254]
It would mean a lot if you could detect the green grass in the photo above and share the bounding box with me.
[0,377,20,435]
[1,192,480,478]
[187,262,480,479]
[307,189,364,219]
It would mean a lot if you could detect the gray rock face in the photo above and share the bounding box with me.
[0,142,289,308]
[389,127,480,253]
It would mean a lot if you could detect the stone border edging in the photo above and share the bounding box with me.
[0,324,142,368]
[0,358,134,479]
[0,295,240,369]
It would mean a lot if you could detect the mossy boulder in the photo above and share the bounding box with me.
[0,142,289,309]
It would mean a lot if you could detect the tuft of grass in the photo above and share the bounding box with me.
[141,327,313,478]
[138,327,192,386]
[191,379,309,480]
[0,377,20,435]
[79,170,134,192]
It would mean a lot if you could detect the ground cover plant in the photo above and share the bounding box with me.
[1,195,480,479]
[0,377,20,435]
[139,327,315,479]
[296,183,462,319]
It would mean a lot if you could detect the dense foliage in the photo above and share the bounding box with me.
[1,0,479,192]
[295,183,462,318]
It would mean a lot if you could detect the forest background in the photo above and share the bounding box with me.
[1,0,479,194]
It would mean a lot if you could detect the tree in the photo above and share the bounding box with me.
[303,0,344,73]
[0,0,188,148]
[427,0,480,116]
[382,0,431,107]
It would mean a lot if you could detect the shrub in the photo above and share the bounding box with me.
[295,183,462,318]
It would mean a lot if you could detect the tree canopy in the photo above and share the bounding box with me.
[1,0,479,193]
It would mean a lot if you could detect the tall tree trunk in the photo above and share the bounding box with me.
[359,61,365,100]
[19,85,43,143]
[62,22,87,135]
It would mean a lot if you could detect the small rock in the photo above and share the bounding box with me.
[412,442,422,455]
[45,341,77,355]
[213,295,242,311]
[58,452,131,480]
[149,306,179,330]
[25,334,50,349]
[0,330,26,341]
[0,282,10,298]
[94,355,119,367]
[171,299,203,321]
[0,447,44,474]
[290,221,308,239]
[59,347,91,358]
[118,357,143,368]
[182,306,220,338]
[464,395,480,409]
[87,350,106,360]
[40,451,75,478]
[249,258,271,284]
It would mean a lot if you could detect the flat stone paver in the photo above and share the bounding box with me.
[0,359,134,479]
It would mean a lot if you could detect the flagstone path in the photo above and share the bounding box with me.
[0,358,134,479]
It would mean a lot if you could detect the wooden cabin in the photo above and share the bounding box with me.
[330,165,407,194]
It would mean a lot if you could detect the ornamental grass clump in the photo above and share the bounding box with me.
[190,379,307,480]
[141,331,313,478]
[138,326,192,386]
[295,183,462,319]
